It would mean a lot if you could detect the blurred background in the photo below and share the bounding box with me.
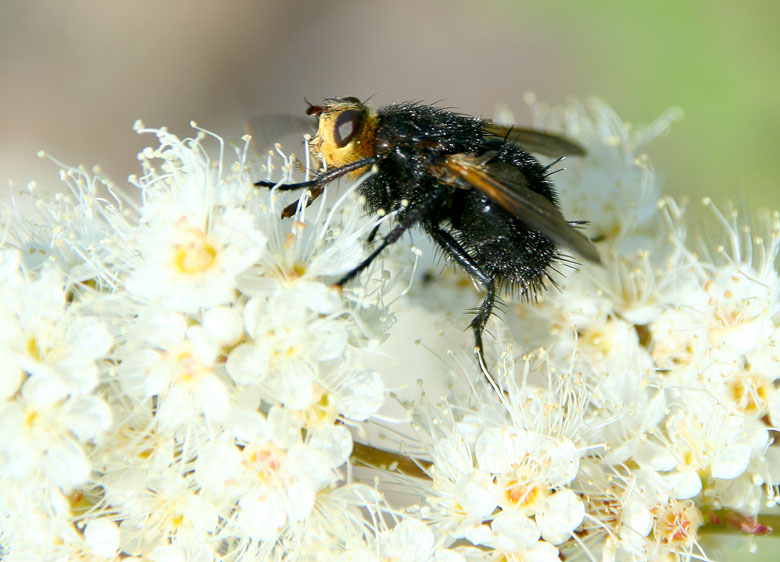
[1,0,777,209]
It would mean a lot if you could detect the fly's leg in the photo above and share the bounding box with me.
[365,223,381,244]
[254,157,377,217]
[254,157,377,191]
[337,185,447,287]
[428,227,497,388]
[281,185,323,218]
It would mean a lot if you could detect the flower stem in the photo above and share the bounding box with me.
[351,441,432,479]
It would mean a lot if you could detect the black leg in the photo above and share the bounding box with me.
[254,157,377,191]
[337,186,447,287]
[428,227,496,383]
[365,223,381,244]
[281,185,324,218]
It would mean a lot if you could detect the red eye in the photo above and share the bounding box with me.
[333,109,362,147]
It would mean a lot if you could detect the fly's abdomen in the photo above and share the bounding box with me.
[450,191,557,297]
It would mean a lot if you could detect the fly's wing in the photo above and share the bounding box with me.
[246,114,322,217]
[245,114,317,159]
[439,154,600,263]
[483,121,585,157]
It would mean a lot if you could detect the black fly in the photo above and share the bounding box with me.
[253,97,600,381]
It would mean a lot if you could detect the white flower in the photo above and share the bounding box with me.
[635,395,755,499]
[377,519,466,562]
[476,428,584,544]
[192,405,352,542]
[2,161,133,283]
[116,124,264,313]
[4,98,779,562]
[284,364,386,431]
[125,189,266,313]
[618,499,655,556]
[577,463,708,561]
[0,262,112,396]
[428,433,501,527]
[84,518,121,559]
[0,375,110,489]
[0,479,85,560]
[479,512,561,562]
[226,290,346,408]
[252,185,371,283]
[112,468,220,558]
[524,95,682,241]
[115,310,230,430]
[650,307,710,375]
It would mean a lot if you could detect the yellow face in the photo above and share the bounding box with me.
[308,98,378,176]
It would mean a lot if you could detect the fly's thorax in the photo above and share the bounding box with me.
[375,103,485,155]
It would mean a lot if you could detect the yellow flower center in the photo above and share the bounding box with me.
[503,479,544,510]
[654,500,702,546]
[729,373,770,414]
[26,335,42,361]
[173,228,217,274]
[244,442,286,482]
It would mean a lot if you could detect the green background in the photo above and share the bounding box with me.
[509,0,779,211]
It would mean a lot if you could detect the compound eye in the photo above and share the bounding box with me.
[333,109,362,147]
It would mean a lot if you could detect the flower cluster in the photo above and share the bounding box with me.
[1,99,777,562]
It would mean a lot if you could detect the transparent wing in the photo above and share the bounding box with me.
[244,114,317,158]
[483,121,585,157]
